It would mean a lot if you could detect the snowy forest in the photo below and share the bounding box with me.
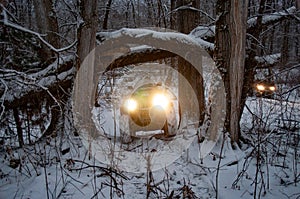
[0,0,300,198]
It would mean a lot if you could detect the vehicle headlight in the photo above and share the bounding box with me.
[152,93,170,110]
[124,98,138,112]
[256,84,265,91]
[269,86,276,91]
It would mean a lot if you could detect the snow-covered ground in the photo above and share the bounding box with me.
[0,94,299,199]
[1,58,299,198]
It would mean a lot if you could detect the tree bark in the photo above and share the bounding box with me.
[215,0,231,133]
[75,0,98,148]
[176,0,200,34]
[145,0,153,25]
[215,0,248,143]
[13,108,24,147]
[229,0,248,143]
[103,0,113,30]
[76,0,98,67]
[32,0,59,60]
[170,0,176,29]
[176,0,205,125]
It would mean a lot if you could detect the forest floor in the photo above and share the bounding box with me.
[0,96,299,199]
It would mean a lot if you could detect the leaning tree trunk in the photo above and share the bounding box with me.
[215,0,248,143]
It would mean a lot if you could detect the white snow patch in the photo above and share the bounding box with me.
[248,6,296,28]
[255,53,281,65]
[189,25,215,39]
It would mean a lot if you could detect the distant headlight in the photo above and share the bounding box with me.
[269,86,276,91]
[152,93,170,110]
[256,84,265,91]
[124,98,137,112]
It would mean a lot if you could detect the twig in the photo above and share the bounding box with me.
[70,159,129,180]
[215,133,226,199]
[1,4,77,53]
[0,78,8,119]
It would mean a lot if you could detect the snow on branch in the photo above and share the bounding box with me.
[254,53,281,67]
[0,78,7,119]
[189,25,215,40]
[0,4,77,53]
[97,28,214,51]
[172,5,215,22]
[0,56,75,105]
[190,6,297,43]
[247,6,297,28]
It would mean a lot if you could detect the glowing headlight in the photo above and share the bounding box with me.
[152,93,169,110]
[269,86,276,91]
[124,98,137,112]
[256,84,265,91]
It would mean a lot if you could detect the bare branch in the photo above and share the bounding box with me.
[254,53,281,68]
[247,6,297,28]
[190,6,297,43]
[0,4,77,53]
[171,5,216,22]
[0,78,7,119]
[1,56,75,106]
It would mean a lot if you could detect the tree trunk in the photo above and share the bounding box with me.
[176,0,200,34]
[170,0,176,29]
[145,0,154,25]
[103,0,113,30]
[280,20,290,66]
[75,0,98,153]
[215,0,231,133]
[32,0,59,60]
[77,0,98,67]
[102,0,112,30]
[176,0,205,125]
[296,0,300,9]
[229,0,248,143]
[13,108,24,147]
[215,0,248,143]
[241,0,266,122]
[130,0,137,27]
